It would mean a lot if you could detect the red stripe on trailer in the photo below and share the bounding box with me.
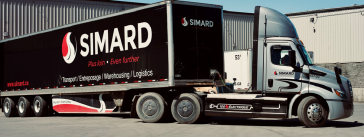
[105,110,113,113]
[53,104,98,113]
[120,82,125,84]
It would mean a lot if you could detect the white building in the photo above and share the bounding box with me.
[286,5,364,64]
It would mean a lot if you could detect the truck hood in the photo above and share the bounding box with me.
[309,65,348,84]
[309,65,351,101]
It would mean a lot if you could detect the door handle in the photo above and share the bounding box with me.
[268,79,273,87]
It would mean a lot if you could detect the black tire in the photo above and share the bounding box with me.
[298,96,328,127]
[33,96,48,117]
[3,97,17,117]
[136,92,167,123]
[171,93,201,124]
[18,97,32,117]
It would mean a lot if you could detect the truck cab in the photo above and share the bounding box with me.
[213,6,353,127]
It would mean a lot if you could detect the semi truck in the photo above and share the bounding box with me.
[0,0,353,127]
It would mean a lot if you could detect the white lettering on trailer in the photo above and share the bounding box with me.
[124,25,137,51]
[110,28,124,53]
[80,34,89,57]
[189,19,214,27]
[80,22,152,57]
[95,30,109,55]
[138,22,152,49]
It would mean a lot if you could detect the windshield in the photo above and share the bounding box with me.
[297,45,313,65]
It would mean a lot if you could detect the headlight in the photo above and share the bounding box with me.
[334,89,347,98]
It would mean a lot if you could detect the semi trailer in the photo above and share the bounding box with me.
[0,0,353,127]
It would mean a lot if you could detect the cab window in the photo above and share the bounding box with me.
[271,46,292,66]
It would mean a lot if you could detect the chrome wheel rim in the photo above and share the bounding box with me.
[142,99,158,116]
[177,100,194,118]
[4,102,10,113]
[307,103,323,122]
[19,101,25,113]
[34,100,41,113]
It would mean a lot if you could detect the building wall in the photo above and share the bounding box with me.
[0,0,143,40]
[223,12,254,51]
[287,7,364,64]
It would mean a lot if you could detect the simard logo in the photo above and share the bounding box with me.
[181,17,214,27]
[61,22,152,64]
[62,32,77,64]
[275,71,295,75]
[181,17,188,26]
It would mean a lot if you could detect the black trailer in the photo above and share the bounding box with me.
[1,1,224,123]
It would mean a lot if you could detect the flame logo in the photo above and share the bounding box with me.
[62,32,77,64]
[274,71,277,75]
[181,17,188,27]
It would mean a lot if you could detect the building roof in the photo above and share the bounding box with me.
[223,10,254,15]
[286,4,364,16]
[82,0,147,5]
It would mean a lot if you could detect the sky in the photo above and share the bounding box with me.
[115,0,364,14]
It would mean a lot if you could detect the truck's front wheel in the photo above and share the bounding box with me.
[171,93,201,124]
[298,96,328,127]
[136,92,167,123]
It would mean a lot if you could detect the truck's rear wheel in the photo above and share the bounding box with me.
[298,96,328,127]
[18,97,31,117]
[33,96,48,117]
[136,92,167,123]
[171,93,201,124]
[3,97,17,117]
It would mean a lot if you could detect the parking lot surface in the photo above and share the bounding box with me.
[0,103,363,137]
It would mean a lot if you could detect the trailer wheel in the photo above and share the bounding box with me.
[33,96,48,117]
[298,96,328,127]
[171,93,201,124]
[136,92,167,123]
[3,97,17,117]
[18,97,31,117]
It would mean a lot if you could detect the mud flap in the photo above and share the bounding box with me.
[130,95,140,118]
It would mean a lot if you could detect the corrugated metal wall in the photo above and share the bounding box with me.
[223,12,254,51]
[288,8,364,64]
[0,0,142,40]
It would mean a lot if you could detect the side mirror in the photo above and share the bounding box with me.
[288,50,296,68]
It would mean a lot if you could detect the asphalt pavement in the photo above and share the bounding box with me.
[0,103,363,137]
